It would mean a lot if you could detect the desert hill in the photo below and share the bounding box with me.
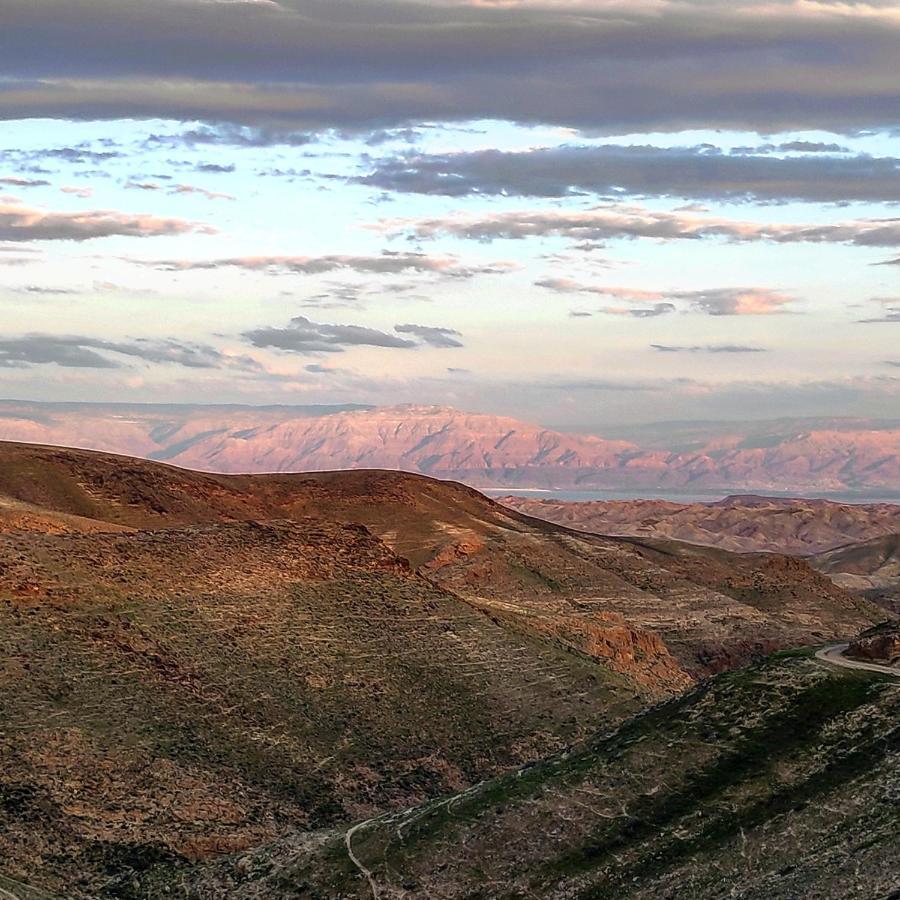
[2,518,645,896]
[501,494,900,555]
[811,533,900,614]
[1,400,899,493]
[0,441,887,896]
[136,652,900,899]
[0,442,880,680]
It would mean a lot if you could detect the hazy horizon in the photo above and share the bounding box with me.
[3,395,900,434]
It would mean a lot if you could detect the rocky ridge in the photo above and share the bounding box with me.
[500,494,900,555]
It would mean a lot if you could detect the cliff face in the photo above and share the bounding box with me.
[1,400,899,493]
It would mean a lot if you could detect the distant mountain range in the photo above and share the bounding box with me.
[1,400,899,495]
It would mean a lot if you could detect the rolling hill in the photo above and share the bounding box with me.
[0,441,889,896]
[500,494,900,555]
[0,441,880,681]
[811,533,900,614]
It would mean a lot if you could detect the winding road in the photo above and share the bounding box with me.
[815,643,900,678]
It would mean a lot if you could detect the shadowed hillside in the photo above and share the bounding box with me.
[811,533,900,614]
[134,653,900,899]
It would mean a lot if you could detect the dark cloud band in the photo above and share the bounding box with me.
[1,2,899,134]
[357,145,900,204]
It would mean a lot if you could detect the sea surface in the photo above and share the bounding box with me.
[482,488,900,505]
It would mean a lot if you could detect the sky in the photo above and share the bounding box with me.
[2,0,900,428]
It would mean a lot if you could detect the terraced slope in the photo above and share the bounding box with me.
[142,653,900,900]
[0,520,639,897]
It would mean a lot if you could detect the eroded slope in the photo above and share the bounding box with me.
[0,442,882,681]
[149,654,900,900]
[1,521,639,896]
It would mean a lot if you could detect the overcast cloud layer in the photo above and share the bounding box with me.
[2,0,900,134]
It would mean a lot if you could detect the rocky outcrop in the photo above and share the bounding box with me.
[847,623,900,665]
[529,611,693,693]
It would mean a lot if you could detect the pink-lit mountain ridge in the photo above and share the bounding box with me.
[0,400,898,494]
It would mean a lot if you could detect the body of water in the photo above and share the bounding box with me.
[482,488,900,505]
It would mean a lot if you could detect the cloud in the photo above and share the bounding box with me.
[685,288,793,316]
[650,343,767,353]
[135,251,514,278]
[598,303,677,318]
[0,334,261,370]
[195,162,236,174]
[11,285,79,295]
[775,140,849,153]
[60,185,94,198]
[299,283,369,310]
[0,176,50,188]
[394,323,464,347]
[386,203,900,248]
[145,124,314,148]
[244,316,418,353]
[856,296,900,322]
[304,362,351,375]
[171,183,236,201]
[536,278,662,302]
[244,315,467,354]
[537,278,795,315]
[1,1,899,134]
[124,181,162,192]
[125,179,234,200]
[858,308,900,323]
[549,376,667,392]
[357,145,900,204]
[0,199,213,242]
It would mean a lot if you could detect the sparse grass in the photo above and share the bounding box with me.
[248,655,900,900]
